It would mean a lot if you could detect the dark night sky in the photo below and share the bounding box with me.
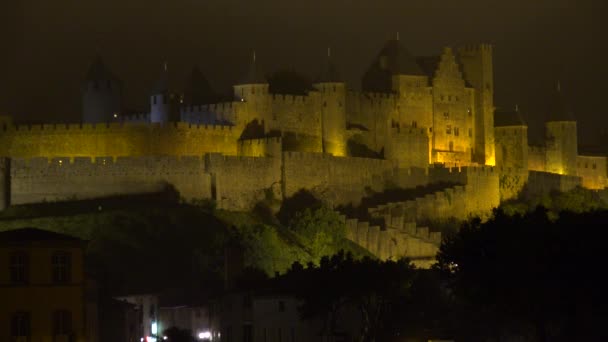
[1,0,606,145]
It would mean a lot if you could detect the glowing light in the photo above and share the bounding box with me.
[146,337,157,342]
[151,322,158,335]
[58,160,63,165]
[113,113,118,118]
[198,331,212,339]
[163,337,168,340]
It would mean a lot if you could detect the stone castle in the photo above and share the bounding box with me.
[1,39,606,265]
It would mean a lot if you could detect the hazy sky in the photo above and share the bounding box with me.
[1,0,606,144]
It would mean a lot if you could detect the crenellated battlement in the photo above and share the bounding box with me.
[2,121,236,133]
[390,126,428,136]
[270,93,310,103]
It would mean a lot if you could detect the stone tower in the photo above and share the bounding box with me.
[150,63,179,123]
[545,83,577,175]
[458,44,496,165]
[0,157,9,211]
[494,107,528,170]
[82,56,122,123]
[314,49,347,156]
[233,52,270,129]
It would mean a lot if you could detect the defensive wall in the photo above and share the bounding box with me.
[0,122,239,159]
[204,153,282,211]
[180,102,239,126]
[576,155,608,190]
[343,214,439,268]
[6,156,212,205]
[525,171,581,198]
[384,127,430,169]
[281,152,397,206]
[237,137,283,158]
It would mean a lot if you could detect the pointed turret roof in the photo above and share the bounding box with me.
[377,39,425,76]
[495,106,527,127]
[316,48,342,83]
[185,66,217,105]
[547,82,575,122]
[152,62,169,95]
[238,51,266,85]
[85,55,119,82]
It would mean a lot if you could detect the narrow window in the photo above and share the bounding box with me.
[53,310,72,335]
[444,112,449,119]
[11,312,30,339]
[153,96,157,105]
[468,128,472,137]
[446,125,452,135]
[593,163,597,169]
[449,141,454,151]
[454,127,459,136]
[52,251,72,283]
[412,121,417,128]
[10,252,29,284]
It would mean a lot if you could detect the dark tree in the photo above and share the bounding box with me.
[436,208,608,341]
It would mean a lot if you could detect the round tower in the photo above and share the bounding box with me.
[313,48,347,156]
[233,51,270,128]
[150,63,179,123]
[82,56,122,123]
[545,83,577,175]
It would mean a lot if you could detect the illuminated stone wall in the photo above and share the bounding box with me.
[576,155,608,190]
[344,216,439,268]
[545,121,578,176]
[8,156,212,205]
[237,137,283,158]
[526,171,581,197]
[282,152,396,206]
[204,154,282,211]
[458,44,496,165]
[384,127,430,169]
[0,122,239,159]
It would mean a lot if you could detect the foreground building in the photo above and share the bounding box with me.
[0,228,97,342]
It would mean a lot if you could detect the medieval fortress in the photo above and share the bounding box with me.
[1,39,605,264]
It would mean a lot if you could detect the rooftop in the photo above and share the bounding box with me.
[0,227,84,243]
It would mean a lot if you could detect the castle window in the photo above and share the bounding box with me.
[52,251,72,283]
[252,87,255,94]
[449,141,454,151]
[468,128,472,137]
[593,163,597,169]
[323,101,327,107]
[446,125,452,134]
[444,112,449,119]
[429,127,433,133]
[412,121,417,128]
[468,108,472,116]
[454,127,459,136]
[10,252,29,284]
[448,95,452,101]
[456,96,459,101]
[153,96,157,105]
[440,95,444,101]
[585,163,588,168]
[333,85,336,92]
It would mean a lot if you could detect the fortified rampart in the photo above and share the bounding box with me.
[7,156,212,205]
[0,122,239,158]
[343,214,439,268]
[204,154,282,211]
[237,137,283,158]
[282,152,397,206]
[526,171,581,198]
[385,127,430,169]
[576,155,608,190]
